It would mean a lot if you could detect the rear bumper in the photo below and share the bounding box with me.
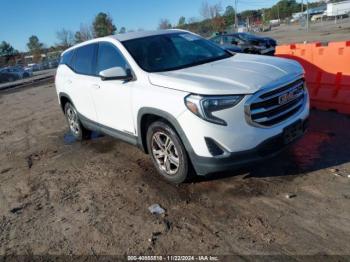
[191,118,308,176]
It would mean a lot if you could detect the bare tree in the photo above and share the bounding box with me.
[56,29,74,49]
[75,24,93,43]
[209,3,222,18]
[200,1,222,19]
[213,16,226,32]
[188,17,198,24]
[158,19,172,30]
[200,1,211,19]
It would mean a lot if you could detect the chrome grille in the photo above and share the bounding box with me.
[245,78,306,127]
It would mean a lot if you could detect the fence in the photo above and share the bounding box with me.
[276,41,350,114]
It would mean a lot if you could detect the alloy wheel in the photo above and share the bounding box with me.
[151,131,180,175]
[66,107,80,136]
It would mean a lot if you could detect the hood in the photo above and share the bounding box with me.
[148,53,303,95]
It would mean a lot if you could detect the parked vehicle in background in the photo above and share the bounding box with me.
[40,61,49,70]
[0,71,20,83]
[210,32,277,56]
[48,59,59,69]
[26,63,41,72]
[0,66,32,79]
[55,30,309,184]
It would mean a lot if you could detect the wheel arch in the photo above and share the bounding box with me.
[58,92,75,113]
[137,108,194,157]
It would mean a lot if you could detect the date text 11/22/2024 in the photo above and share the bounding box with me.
[127,255,219,261]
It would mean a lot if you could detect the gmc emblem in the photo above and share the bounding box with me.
[279,88,301,105]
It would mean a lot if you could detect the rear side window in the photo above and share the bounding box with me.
[96,42,127,74]
[60,50,74,68]
[73,44,96,75]
[222,36,240,45]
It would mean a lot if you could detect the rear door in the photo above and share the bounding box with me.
[69,43,98,122]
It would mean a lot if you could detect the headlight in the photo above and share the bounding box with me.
[185,94,244,126]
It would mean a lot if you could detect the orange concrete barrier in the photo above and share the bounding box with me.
[276,41,350,114]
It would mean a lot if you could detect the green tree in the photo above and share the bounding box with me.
[240,10,261,21]
[27,35,44,63]
[27,35,43,53]
[0,41,18,57]
[224,5,235,25]
[224,5,235,16]
[265,0,300,20]
[93,12,117,37]
[178,16,186,26]
[119,27,126,34]
[0,41,18,65]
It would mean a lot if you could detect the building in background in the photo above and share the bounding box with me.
[326,0,350,17]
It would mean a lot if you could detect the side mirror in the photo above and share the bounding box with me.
[99,67,132,81]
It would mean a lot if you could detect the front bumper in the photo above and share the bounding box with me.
[190,118,308,176]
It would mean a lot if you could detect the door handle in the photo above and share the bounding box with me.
[91,84,100,89]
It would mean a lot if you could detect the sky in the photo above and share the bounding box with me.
[0,0,293,51]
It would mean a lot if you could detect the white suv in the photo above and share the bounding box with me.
[55,30,309,184]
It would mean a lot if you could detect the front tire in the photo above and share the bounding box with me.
[64,102,91,141]
[146,121,189,184]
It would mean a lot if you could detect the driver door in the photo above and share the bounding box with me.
[90,42,135,135]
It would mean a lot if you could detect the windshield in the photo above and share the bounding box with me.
[122,33,231,72]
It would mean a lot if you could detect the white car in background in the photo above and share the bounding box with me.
[55,29,309,184]
[26,63,41,72]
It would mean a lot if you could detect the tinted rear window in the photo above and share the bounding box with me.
[73,44,96,75]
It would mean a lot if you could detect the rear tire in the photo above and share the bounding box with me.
[64,102,91,141]
[146,121,189,184]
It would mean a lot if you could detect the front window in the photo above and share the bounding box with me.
[122,33,231,72]
[96,42,128,74]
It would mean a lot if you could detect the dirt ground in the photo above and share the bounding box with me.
[0,82,350,258]
[258,18,350,44]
